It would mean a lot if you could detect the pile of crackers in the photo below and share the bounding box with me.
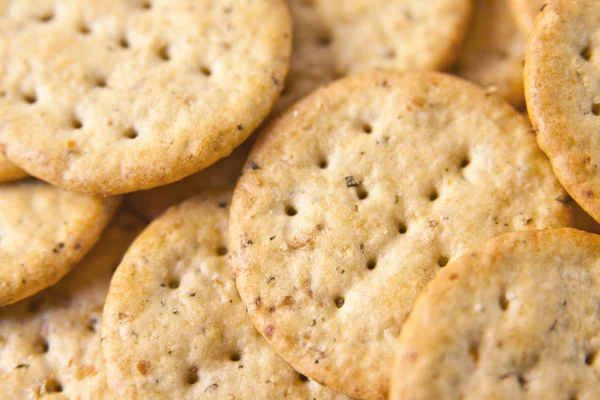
[1,0,599,399]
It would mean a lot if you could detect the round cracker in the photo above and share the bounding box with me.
[508,0,545,33]
[454,0,526,109]
[0,211,144,400]
[102,192,351,400]
[229,72,573,400]
[525,0,600,223]
[391,228,600,400]
[0,180,120,306]
[274,0,336,115]
[314,0,472,75]
[123,0,335,220]
[0,0,291,195]
[0,153,27,183]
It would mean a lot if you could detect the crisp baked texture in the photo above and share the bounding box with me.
[0,0,291,195]
[508,0,546,33]
[274,0,336,115]
[454,0,526,109]
[123,0,334,220]
[0,180,120,306]
[102,192,352,400]
[229,71,573,400]
[0,153,27,183]
[0,211,144,400]
[391,228,600,400]
[525,0,600,223]
[314,0,471,75]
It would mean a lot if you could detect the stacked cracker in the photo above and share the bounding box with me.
[0,1,599,399]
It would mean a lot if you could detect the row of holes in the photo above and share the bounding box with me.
[331,253,449,309]
[163,247,228,289]
[580,43,600,117]
[36,1,152,26]
[185,351,242,385]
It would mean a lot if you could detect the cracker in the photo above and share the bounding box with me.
[0,180,120,306]
[0,0,291,195]
[124,0,334,219]
[525,0,600,223]
[229,72,573,400]
[314,0,471,75]
[0,211,144,400]
[391,228,600,399]
[454,0,526,109]
[0,153,27,183]
[274,0,336,115]
[508,0,546,33]
[102,192,351,400]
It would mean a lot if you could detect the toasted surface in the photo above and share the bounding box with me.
[0,153,27,183]
[0,0,291,195]
[314,0,471,75]
[124,0,334,220]
[229,72,572,400]
[0,211,144,400]
[525,0,600,223]
[273,0,336,115]
[391,228,600,400]
[102,192,351,400]
[508,0,545,33]
[454,0,526,108]
[0,180,120,306]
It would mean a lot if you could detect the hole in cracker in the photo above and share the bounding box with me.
[298,373,309,382]
[499,291,509,311]
[186,366,199,385]
[140,0,152,9]
[158,45,171,61]
[217,246,228,256]
[168,278,180,289]
[429,189,439,202]
[43,378,63,393]
[318,157,328,169]
[570,393,579,400]
[334,297,345,308]
[123,127,138,139]
[229,352,241,362]
[366,258,377,270]
[592,103,600,116]
[38,11,54,23]
[22,92,37,104]
[199,65,212,77]
[581,44,592,61]
[285,205,297,217]
[94,76,107,88]
[356,186,368,200]
[585,351,597,365]
[119,36,130,49]
[460,156,470,168]
[87,318,98,333]
[469,343,479,363]
[78,22,91,35]
[437,256,449,268]
[317,34,331,47]
[362,123,373,134]
[35,337,49,353]
[398,222,407,234]
[517,374,528,390]
[71,115,83,130]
